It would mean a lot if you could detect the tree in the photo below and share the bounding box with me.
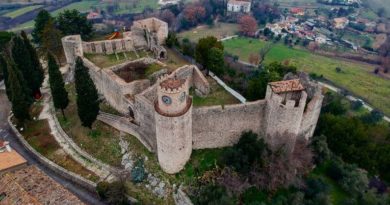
[182,4,206,26]
[11,35,34,98]
[0,55,11,99]
[165,32,179,48]
[207,47,225,76]
[239,15,258,37]
[57,9,93,40]
[41,19,64,62]
[75,57,99,128]
[32,9,53,45]
[97,181,130,205]
[311,135,331,164]
[7,60,31,124]
[195,36,223,69]
[193,184,234,205]
[48,53,69,119]
[21,31,44,98]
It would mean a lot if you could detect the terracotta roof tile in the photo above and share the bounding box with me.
[269,79,305,93]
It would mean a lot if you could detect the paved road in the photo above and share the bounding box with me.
[318,82,390,123]
[0,90,105,205]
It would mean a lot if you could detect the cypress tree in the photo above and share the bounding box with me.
[21,31,44,98]
[32,10,52,45]
[11,35,34,98]
[0,54,11,99]
[48,53,69,119]
[8,59,31,123]
[75,57,99,128]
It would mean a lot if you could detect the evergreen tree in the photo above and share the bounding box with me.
[42,19,64,63]
[21,31,44,97]
[11,35,34,98]
[0,54,11,99]
[8,60,31,123]
[48,53,69,119]
[57,9,93,40]
[75,57,99,128]
[207,47,225,76]
[32,10,53,45]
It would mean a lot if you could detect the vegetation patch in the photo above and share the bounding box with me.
[191,77,240,107]
[19,112,99,182]
[84,50,150,68]
[223,37,390,116]
[57,83,123,167]
[178,23,239,42]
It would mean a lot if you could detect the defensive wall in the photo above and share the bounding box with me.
[61,17,324,174]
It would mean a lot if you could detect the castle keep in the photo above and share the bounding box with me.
[62,18,324,174]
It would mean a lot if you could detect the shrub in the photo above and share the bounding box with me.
[326,159,345,181]
[193,184,234,205]
[96,181,110,200]
[351,100,363,111]
[304,177,330,199]
[361,110,384,124]
[310,135,331,164]
[131,159,146,183]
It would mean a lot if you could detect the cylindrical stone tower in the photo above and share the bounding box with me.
[154,75,192,174]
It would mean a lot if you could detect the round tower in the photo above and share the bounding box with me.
[154,75,192,174]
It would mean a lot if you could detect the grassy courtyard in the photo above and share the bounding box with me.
[84,50,151,68]
[222,37,390,116]
[191,77,240,107]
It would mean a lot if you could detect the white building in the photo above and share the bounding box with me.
[227,0,251,13]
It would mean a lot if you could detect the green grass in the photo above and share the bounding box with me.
[57,83,124,167]
[342,31,374,48]
[51,0,99,16]
[2,5,43,19]
[191,77,240,107]
[18,103,99,182]
[178,23,239,42]
[223,37,390,116]
[84,51,150,68]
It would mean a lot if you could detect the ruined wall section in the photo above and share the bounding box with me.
[299,94,324,140]
[264,86,307,152]
[192,100,266,149]
[62,35,83,65]
[82,36,136,55]
[131,17,168,45]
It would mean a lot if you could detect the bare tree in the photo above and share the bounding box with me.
[258,42,273,66]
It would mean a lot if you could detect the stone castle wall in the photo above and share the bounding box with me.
[299,94,324,140]
[192,100,266,149]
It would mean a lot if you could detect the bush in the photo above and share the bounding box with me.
[326,159,345,181]
[351,100,363,111]
[304,177,330,199]
[361,110,384,124]
[96,181,110,200]
[131,159,146,183]
[193,184,235,205]
[219,131,268,174]
[340,164,369,196]
[97,181,130,205]
[311,135,331,164]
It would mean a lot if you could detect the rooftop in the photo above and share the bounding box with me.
[0,166,84,204]
[269,79,305,94]
[0,145,27,173]
[160,78,186,90]
[228,0,251,5]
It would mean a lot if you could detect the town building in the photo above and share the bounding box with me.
[333,17,350,29]
[227,0,251,13]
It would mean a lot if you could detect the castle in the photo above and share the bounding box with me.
[62,17,324,174]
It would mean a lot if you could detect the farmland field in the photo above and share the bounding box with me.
[2,5,43,18]
[178,23,239,42]
[223,37,390,116]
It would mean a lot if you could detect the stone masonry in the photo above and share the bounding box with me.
[62,18,324,174]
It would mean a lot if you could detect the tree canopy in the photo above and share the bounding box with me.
[48,53,69,118]
[75,57,99,128]
[32,9,53,45]
[57,9,93,40]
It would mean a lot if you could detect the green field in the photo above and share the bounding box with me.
[2,5,42,19]
[223,37,390,116]
[363,0,390,18]
[100,0,159,15]
[178,23,239,42]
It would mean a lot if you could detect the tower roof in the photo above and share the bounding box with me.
[269,79,304,94]
[160,78,186,90]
